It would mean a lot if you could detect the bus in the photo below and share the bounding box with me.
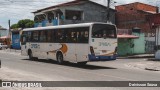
[21,22,117,65]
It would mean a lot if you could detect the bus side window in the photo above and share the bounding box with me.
[84,31,89,43]
[57,30,62,43]
[32,31,39,42]
[66,30,72,43]
[71,31,77,43]
[27,31,32,42]
[40,30,47,42]
[47,30,53,42]
[78,29,89,43]
[21,32,27,45]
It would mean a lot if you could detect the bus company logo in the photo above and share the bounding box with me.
[2,82,12,87]
[99,42,111,46]
[31,44,40,49]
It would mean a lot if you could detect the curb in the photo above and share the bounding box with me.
[117,56,154,59]
[145,68,160,71]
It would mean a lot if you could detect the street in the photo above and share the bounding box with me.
[0,50,160,90]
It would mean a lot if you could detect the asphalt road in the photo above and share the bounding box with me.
[0,51,160,90]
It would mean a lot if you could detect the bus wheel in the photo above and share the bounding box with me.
[78,62,87,65]
[28,51,33,60]
[57,52,63,64]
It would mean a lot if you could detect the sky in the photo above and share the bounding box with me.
[0,0,158,29]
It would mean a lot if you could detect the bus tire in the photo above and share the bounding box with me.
[78,61,87,65]
[28,50,33,60]
[56,52,63,64]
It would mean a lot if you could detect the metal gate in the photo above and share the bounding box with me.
[145,41,155,54]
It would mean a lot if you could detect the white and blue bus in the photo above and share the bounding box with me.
[21,22,117,65]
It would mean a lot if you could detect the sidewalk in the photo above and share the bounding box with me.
[118,54,155,59]
[126,59,160,71]
[0,49,21,55]
[120,54,160,71]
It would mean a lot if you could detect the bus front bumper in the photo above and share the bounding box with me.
[88,54,117,61]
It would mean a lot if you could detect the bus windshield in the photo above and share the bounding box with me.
[92,24,117,38]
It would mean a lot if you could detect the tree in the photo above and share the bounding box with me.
[11,24,19,29]
[11,19,34,29]
[25,21,34,28]
[17,19,34,29]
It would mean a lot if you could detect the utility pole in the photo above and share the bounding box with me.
[8,20,11,36]
[8,20,11,47]
[107,0,110,22]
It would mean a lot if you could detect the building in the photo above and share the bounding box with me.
[0,27,8,37]
[147,14,160,59]
[0,27,10,46]
[117,29,145,56]
[11,28,22,49]
[116,2,158,35]
[116,2,158,53]
[33,0,116,27]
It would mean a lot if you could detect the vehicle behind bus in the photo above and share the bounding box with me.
[21,23,117,65]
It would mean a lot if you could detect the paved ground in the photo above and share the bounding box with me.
[0,49,160,90]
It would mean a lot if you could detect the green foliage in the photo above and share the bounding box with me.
[11,24,19,29]
[25,21,34,28]
[11,19,34,29]
[18,19,34,29]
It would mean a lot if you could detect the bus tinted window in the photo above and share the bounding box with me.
[55,29,64,43]
[47,30,54,42]
[54,27,89,43]
[32,31,39,42]
[92,24,116,38]
[27,31,32,42]
[77,28,89,43]
[39,30,47,42]
[21,31,27,44]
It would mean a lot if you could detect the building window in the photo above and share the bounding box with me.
[47,12,54,23]
[65,10,83,20]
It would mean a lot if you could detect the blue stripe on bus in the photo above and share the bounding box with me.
[88,54,116,61]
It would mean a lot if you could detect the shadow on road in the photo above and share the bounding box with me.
[22,59,117,70]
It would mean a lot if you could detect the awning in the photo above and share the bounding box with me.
[117,35,139,39]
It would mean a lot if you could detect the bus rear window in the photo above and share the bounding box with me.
[92,24,117,38]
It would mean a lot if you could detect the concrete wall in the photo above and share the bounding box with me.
[115,2,157,35]
[132,33,145,54]
[118,33,145,56]
[54,1,115,24]
[61,2,115,24]
[118,39,133,56]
